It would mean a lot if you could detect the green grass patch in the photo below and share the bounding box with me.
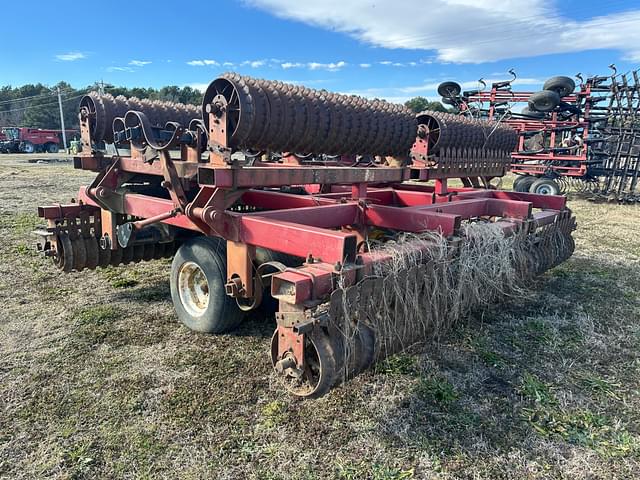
[523,406,639,457]
[72,305,124,346]
[14,242,34,256]
[259,400,288,429]
[524,319,554,345]
[471,336,506,368]
[519,373,556,405]
[0,212,40,234]
[76,305,121,325]
[376,354,419,375]
[100,267,140,289]
[335,460,415,480]
[578,374,623,400]
[415,375,458,404]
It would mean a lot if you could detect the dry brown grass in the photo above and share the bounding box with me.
[1,155,639,479]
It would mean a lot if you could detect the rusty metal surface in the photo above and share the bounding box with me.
[35,205,176,272]
[415,111,518,154]
[202,73,417,156]
[79,92,199,143]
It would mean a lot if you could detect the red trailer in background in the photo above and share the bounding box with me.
[438,66,640,201]
[0,127,78,153]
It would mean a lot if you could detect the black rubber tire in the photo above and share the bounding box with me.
[528,90,560,112]
[529,177,561,195]
[170,236,244,333]
[513,175,532,192]
[437,81,461,98]
[543,76,575,97]
[21,141,35,154]
[47,143,60,153]
[521,106,545,119]
[514,175,536,192]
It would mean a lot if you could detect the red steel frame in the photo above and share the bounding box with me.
[458,82,594,178]
[41,157,567,305]
[37,96,568,302]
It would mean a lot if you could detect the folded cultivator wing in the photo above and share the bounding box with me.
[35,73,576,398]
[438,67,640,201]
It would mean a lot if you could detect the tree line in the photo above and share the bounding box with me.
[0,83,203,130]
[0,81,446,130]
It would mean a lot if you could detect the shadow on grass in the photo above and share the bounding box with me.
[111,280,276,340]
[372,254,640,461]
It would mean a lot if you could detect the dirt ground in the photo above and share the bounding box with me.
[1,153,639,479]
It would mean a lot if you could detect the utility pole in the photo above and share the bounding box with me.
[96,80,113,94]
[57,87,67,151]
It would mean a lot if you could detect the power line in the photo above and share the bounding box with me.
[0,85,93,105]
[0,93,86,115]
[0,89,77,106]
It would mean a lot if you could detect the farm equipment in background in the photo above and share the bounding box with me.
[0,127,78,153]
[438,66,640,201]
[34,73,575,398]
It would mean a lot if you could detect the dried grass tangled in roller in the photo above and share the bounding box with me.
[331,221,550,377]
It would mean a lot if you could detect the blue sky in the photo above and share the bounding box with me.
[2,0,639,102]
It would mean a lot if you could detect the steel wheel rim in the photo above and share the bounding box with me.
[536,184,555,195]
[271,330,326,397]
[178,261,210,317]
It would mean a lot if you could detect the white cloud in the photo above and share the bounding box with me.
[280,61,346,71]
[223,61,235,67]
[308,61,347,71]
[55,52,86,61]
[241,59,267,68]
[187,59,219,66]
[129,60,151,67]
[244,0,640,63]
[378,60,420,67]
[359,63,371,68]
[107,66,134,73]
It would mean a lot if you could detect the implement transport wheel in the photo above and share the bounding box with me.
[271,328,338,399]
[513,175,536,192]
[521,106,545,119]
[170,236,245,333]
[528,90,560,112]
[437,81,462,98]
[530,177,561,195]
[543,76,576,97]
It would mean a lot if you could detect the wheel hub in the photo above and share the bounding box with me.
[177,261,210,317]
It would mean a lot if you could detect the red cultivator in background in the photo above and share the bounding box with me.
[35,73,575,398]
[439,66,640,201]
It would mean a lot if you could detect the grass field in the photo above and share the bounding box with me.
[1,155,639,479]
